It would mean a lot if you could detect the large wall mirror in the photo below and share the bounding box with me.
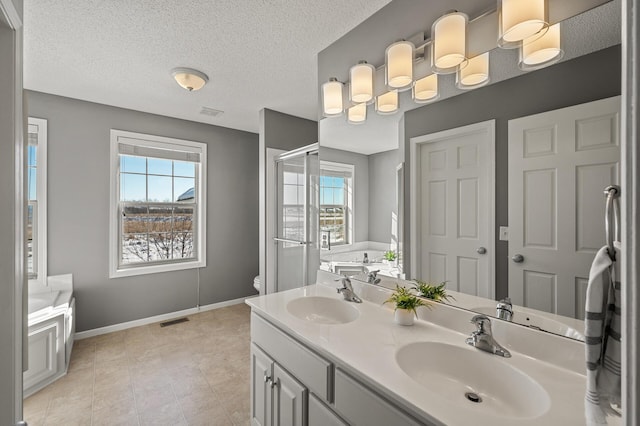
[317,0,621,341]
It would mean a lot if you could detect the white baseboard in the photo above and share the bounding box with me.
[75,296,250,340]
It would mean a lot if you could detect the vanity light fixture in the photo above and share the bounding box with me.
[519,23,563,71]
[322,78,345,117]
[350,61,376,103]
[347,103,367,124]
[413,73,439,103]
[385,40,415,90]
[456,52,490,90]
[431,12,468,74]
[171,67,209,91]
[498,0,548,49]
[376,90,399,115]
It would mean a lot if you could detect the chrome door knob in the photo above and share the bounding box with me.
[476,247,487,254]
[511,254,524,263]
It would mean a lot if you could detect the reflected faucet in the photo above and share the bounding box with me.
[465,315,511,358]
[336,276,362,303]
[366,270,381,285]
[362,252,369,264]
[496,297,513,321]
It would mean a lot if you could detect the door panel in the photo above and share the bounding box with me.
[251,344,273,426]
[273,364,306,426]
[508,96,621,318]
[414,120,495,299]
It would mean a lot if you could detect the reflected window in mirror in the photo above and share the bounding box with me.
[27,117,48,285]
[320,161,354,248]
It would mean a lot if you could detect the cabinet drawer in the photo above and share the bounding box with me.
[334,368,422,426]
[252,313,333,402]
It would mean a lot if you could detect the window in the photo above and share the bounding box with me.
[27,117,47,284]
[109,130,207,278]
[320,161,354,247]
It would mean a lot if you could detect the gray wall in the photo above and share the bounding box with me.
[403,45,621,298]
[321,147,369,243]
[260,108,317,151]
[27,91,260,332]
[369,149,399,244]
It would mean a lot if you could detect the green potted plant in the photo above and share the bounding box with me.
[412,280,455,303]
[383,285,430,326]
[383,250,397,263]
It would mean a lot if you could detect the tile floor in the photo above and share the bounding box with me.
[24,303,252,426]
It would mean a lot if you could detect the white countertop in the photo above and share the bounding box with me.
[247,282,615,426]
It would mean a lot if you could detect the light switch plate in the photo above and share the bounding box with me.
[499,226,509,241]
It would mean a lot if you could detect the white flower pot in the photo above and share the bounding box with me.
[394,308,415,326]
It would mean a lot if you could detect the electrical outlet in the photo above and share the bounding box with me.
[499,226,509,241]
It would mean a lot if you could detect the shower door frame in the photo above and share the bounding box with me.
[271,143,319,293]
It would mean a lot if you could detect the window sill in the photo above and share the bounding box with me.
[110,259,206,279]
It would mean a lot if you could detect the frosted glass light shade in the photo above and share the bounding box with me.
[519,23,563,71]
[498,0,548,48]
[456,52,490,90]
[171,68,208,91]
[413,74,439,103]
[347,103,367,124]
[350,61,375,103]
[431,12,468,74]
[385,41,414,90]
[376,91,398,115]
[322,78,344,117]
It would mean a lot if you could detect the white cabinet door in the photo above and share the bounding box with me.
[273,364,307,426]
[508,96,621,318]
[309,393,346,426]
[23,317,62,391]
[252,344,274,426]
[412,120,495,298]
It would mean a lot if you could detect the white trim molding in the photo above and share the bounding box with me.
[75,296,250,340]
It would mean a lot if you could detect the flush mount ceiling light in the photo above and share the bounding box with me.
[322,78,345,117]
[347,103,367,124]
[350,61,376,103]
[457,52,490,90]
[171,68,209,92]
[385,40,415,90]
[413,73,439,103]
[431,12,468,74]
[519,23,563,71]
[376,90,399,115]
[498,0,548,48]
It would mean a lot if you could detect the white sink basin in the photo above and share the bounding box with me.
[471,306,584,340]
[286,296,359,325]
[395,342,550,420]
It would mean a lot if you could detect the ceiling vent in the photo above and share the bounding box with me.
[200,107,224,117]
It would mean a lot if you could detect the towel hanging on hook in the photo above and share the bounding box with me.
[604,185,621,262]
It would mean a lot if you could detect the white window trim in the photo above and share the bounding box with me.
[320,160,354,247]
[109,129,207,278]
[28,117,47,286]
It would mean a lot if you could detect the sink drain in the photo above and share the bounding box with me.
[465,392,482,403]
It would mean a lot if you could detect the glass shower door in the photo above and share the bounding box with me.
[274,144,319,292]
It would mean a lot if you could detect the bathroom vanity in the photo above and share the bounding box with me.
[247,275,617,426]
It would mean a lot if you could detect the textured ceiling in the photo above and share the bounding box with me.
[23,0,392,133]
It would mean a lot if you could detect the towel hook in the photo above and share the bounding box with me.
[604,185,621,262]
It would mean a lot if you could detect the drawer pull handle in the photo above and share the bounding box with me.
[271,378,280,389]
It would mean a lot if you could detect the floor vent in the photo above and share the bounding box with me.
[160,317,189,327]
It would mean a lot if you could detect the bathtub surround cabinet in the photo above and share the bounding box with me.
[24,274,75,397]
[26,91,260,332]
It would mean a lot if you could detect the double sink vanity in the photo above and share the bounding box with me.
[247,271,608,426]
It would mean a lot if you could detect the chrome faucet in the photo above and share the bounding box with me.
[465,315,511,358]
[366,270,381,285]
[496,297,513,321]
[336,276,362,303]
